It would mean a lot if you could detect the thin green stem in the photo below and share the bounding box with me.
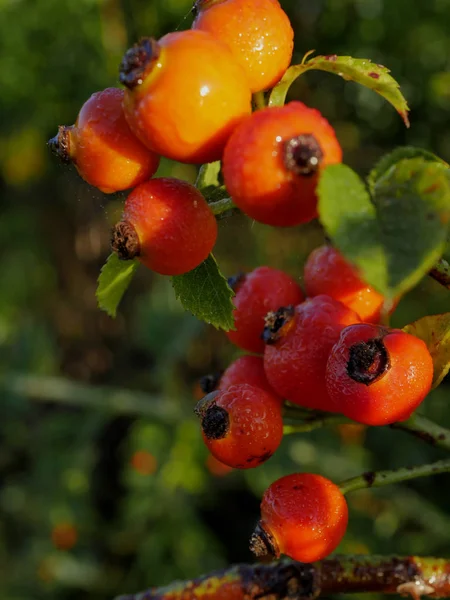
[252,91,267,110]
[195,161,221,189]
[429,257,450,290]
[209,196,235,215]
[339,457,450,495]
[283,414,348,435]
[391,413,450,452]
[284,403,450,454]
[1,373,181,423]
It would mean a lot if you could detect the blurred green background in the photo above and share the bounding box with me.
[1,0,450,598]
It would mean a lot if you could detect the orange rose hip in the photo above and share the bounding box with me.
[222,101,342,226]
[120,32,252,164]
[111,178,217,275]
[48,88,160,193]
[250,473,348,562]
[192,0,294,93]
[305,244,389,323]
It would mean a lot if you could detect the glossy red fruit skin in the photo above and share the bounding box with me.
[263,295,360,411]
[197,383,283,469]
[304,245,389,323]
[120,178,217,275]
[122,30,252,164]
[51,88,160,193]
[259,473,348,562]
[219,355,281,400]
[192,0,294,93]
[326,323,434,425]
[226,267,304,354]
[222,102,342,227]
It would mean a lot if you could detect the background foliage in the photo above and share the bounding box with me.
[1,0,450,598]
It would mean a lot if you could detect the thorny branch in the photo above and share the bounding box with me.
[284,406,450,453]
[429,258,450,290]
[339,457,450,494]
[115,555,450,600]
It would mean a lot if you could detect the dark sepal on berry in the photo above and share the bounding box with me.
[283,134,324,176]
[227,272,246,291]
[195,392,230,440]
[347,336,390,385]
[192,0,220,17]
[111,221,141,261]
[199,371,222,394]
[262,305,295,345]
[48,125,73,164]
[119,38,161,90]
[249,521,280,558]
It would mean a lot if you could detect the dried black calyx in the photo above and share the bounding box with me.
[119,38,160,89]
[249,521,279,558]
[48,125,72,164]
[283,134,324,176]
[347,337,390,385]
[111,221,141,260]
[201,405,230,440]
[262,305,295,345]
[195,392,229,440]
[199,372,222,394]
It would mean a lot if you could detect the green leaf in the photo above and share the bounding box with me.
[403,313,450,388]
[368,146,448,194]
[269,54,409,126]
[195,161,221,190]
[318,159,450,300]
[171,254,235,331]
[96,253,139,318]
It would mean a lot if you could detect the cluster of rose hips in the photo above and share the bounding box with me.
[49,0,342,274]
[195,257,433,563]
[48,0,434,571]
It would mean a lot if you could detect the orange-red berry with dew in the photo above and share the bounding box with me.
[222,102,342,227]
[304,244,390,323]
[195,383,283,469]
[326,323,433,425]
[48,88,160,193]
[120,32,252,164]
[206,453,234,476]
[111,178,217,276]
[250,473,348,562]
[226,266,304,354]
[219,355,281,400]
[192,0,293,93]
[263,295,360,411]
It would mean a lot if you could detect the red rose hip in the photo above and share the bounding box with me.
[304,244,389,323]
[263,295,360,411]
[111,178,217,275]
[326,323,434,425]
[195,383,283,469]
[200,355,282,399]
[226,266,304,354]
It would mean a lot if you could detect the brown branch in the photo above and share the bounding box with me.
[115,555,450,600]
